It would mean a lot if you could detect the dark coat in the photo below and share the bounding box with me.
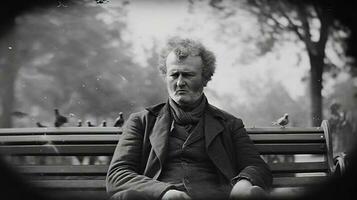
[106,102,272,199]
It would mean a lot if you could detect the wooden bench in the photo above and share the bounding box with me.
[0,120,337,199]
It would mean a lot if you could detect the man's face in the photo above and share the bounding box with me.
[165,51,205,106]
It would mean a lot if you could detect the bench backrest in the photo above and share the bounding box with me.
[0,120,333,198]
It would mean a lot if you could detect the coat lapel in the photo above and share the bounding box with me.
[204,111,224,147]
[205,107,235,181]
[148,104,171,168]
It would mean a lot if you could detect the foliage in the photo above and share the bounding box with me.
[6,2,166,127]
[189,0,356,126]
[206,78,310,127]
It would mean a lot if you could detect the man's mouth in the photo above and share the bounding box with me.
[175,90,187,94]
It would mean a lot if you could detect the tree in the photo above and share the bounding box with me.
[192,0,355,126]
[0,0,139,127]
[0,0,73,127]
[3,1,169,127]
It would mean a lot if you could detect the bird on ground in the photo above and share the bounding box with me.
[54,109,68,127]
[86,120,95,127]
[36,122,47,128]
[272,113,289,128]
[77,119,82,127]
[114,112,124,127]
[101,120,107,127]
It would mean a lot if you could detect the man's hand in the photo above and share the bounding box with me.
[229,179,267,199]
[161,189,192,200]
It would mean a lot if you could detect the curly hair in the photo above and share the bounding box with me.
[158,37,216,85]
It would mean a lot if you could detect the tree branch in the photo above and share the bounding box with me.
[275,1,306,42]
[248,0,287,33]
[296,3,320,56]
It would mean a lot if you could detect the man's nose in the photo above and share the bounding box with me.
[176,75,186,87]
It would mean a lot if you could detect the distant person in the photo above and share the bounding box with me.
[106,37,272,200]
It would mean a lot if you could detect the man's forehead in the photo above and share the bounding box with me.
[166,51,203,67]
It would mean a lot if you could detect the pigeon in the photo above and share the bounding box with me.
[114,112,124,127]
[86,120,95,127]
[101,120,107,127]
[272,113,289,128]
[54,109,68,127]
[77,119,83,127]
[36,122,47,128]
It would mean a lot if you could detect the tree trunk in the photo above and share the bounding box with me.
[0,34,19,128]
[308,52,324,126]
[0,56,18,128]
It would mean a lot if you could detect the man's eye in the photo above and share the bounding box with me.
[170,74,178,78]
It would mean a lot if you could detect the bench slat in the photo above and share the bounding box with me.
[0,127,122,135]
[0,133,324,144]
[0,144,116,155]
[269,162,328,173]
[0,143,326,155]
[246,127,323,134]
[17,165,108,175]
[30,176,327,189]
[249,134,325,142]
[273,176,327,187]
[0,135,120,144]
[0,127,322,135]
[249,133,325,143]
[17,161,328,175]
[32,179,105,189]
[256,144,326,154]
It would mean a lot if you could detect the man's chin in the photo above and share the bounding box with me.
[172,96,190,106]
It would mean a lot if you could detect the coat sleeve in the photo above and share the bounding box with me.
[230,118,273,190]
[106,113,174,199]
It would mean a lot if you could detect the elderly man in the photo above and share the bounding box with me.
[106,37,272,200]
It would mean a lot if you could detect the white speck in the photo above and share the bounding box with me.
[57,1,68,7]
[8,46,12,50]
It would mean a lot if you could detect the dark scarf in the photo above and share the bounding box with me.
[169,95,207,132]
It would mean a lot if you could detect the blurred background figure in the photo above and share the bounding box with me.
[328,101,354,156]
